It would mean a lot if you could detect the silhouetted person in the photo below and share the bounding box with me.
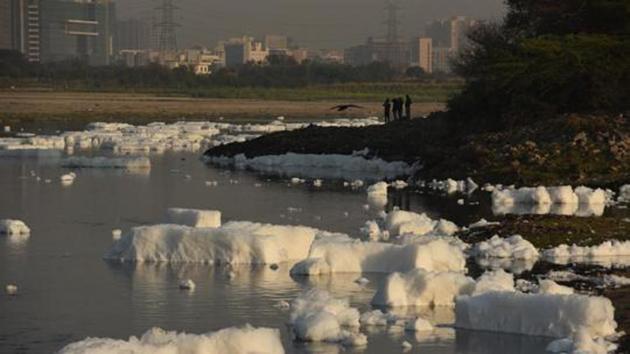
[404,95,412,120]
[396,97,404,120]
[383,98,391,123]
[391,98,398,121]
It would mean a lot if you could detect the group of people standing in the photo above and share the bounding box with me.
[383,95,412,123]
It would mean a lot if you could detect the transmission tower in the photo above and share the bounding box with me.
[154,0,180,53]
[384,1,401,44]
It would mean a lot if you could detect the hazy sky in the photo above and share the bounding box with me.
[116,0,505,49]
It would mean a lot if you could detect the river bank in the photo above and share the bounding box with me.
[205,113,630,187]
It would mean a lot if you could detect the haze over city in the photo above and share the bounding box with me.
[117,0,505,49]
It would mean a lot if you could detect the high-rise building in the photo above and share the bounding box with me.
[117,18,151,51]
[450,16,476,52]
[6,0,42,62]
[344,36,410,68]
[411,37,432,74]
[223,36,268,67]
[0,0,14,50]
[425,19,451,48]
[424,16,477,73]
[432,47,452,73]
[4,0,116,65]
[40,0,116,65]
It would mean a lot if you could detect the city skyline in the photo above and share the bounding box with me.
[116,0,505,50]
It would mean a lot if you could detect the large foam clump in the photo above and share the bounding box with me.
[372,269,514,308]
[491,185,607,217]
[366,182,388,210]
[372,269,474,307]
[385,210,459,237]
[544,240,630,263]
[290,237,466,276]
[289,289,366,346]
[105,221,328,265]
[455,292,617,339]
[0,219,30,235]
[0,118,382,156]
[473,235,539,260]
[208,153,412,180]
[166,208,221,228]
[57,325,285,354]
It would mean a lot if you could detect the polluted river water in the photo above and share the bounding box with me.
[0,119,627,354]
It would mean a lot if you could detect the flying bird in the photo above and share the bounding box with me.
[330,104,364,112]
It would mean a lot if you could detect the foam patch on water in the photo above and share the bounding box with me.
[57,325,284,354]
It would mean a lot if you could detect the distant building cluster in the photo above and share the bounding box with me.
[0,0,477,75]
[345,15,478,74]
[0,0,115,66]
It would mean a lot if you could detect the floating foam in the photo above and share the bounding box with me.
[290,289,366,346]
[372,269,513,308]
[544,240,630,265]
[207,153,412,181]
[491,185,607,216]
[385,210,458,237]
[290,237,466,276]
[0,219,30,235]
[57,326,284,354]
[472,235,539,260]
[455,292,616,339]
[105,221,330,265]
[166,208,221,228]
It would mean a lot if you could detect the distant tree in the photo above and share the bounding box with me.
[0,50,32,77]
[405,66,426,79]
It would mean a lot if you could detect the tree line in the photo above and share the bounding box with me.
[449,0,630,130]
[0,51,446,89]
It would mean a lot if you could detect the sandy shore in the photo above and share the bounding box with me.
[0,90,445,124]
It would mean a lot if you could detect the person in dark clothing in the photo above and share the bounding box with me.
[404,95,412,120]
[396,97,404,120]
[383,98,391,123]
[391,98,399,121]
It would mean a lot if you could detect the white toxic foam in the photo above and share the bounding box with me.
[455,292,617,339]
[289,289,366,346]
[166,208,222,228]
[491,185,607,217]
[372,269,514,308]
[472,235,539,260]
[0,219,30,235]
[290,237,466,276]
[57,325,284,354]
[385,210,459,238]
[105,221,329,265]
[207,153,412,181]
[544,240,630,265]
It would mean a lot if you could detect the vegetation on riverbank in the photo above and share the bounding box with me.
[457,215,630,250]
